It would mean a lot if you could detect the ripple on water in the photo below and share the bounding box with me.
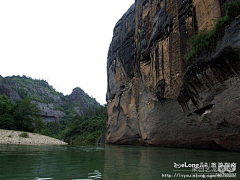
[33,170,102,180]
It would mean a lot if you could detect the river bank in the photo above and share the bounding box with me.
[0,129,67,145]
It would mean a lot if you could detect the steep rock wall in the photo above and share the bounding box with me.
[106,0,240,151]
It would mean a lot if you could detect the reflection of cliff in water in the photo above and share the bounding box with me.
[103,145,240,180]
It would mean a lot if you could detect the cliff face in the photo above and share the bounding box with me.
[0,77,21,102]
[106,0,240,151]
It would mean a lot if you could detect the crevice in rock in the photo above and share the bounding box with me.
[156,79,165,101]
[193,104,214,116]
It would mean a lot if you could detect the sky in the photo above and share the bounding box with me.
[0,0,134,105]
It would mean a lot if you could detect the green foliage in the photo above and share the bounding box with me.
[185,0,240,64]
[225,0,240,18]
[0,94,15,129]
[40,105,107,143]
[57,108,106,144]
[0,94,14,113]
[13,98,42,132]
[0,94,44,133]
[0,113,15,130]
[63,112,107,144]
[58,92,65,100]
[63,101,79,116]
[43,105,107,144]
[19,132,29,138]
[18,88,28,99]
[54,106,64,111]
[28,95,44,103]
[41,121,64,137]
[60,115,74,128]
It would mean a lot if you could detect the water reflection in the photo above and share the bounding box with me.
[0,144,239,180]
[33,170,102,180]
[0,144,105,180]
[103,145,240,180]
[88,170,102,179]
[103,145,164,179]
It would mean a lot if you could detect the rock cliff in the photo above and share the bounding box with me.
[0,77,21,102]
[106,0,240,151]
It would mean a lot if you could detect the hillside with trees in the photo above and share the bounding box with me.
[0,94,43,133]
[0,75,106,144]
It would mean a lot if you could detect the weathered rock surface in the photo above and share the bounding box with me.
[0,77,21,102]
[106,0,240,151]
[36,102,66,123]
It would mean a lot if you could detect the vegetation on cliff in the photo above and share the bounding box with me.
[185,0,240,64]
[5,75,63,103]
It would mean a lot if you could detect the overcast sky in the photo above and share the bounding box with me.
[0,0,134,105]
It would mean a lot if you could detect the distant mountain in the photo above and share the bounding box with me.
[0,75,101,123]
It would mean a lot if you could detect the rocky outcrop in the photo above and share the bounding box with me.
[0,77,21,102]
[106,0,240,151]
[36,102,66,123]
[0,76,101,123]
[69,87,100,115]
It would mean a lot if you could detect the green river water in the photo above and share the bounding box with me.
[0,144,239,180]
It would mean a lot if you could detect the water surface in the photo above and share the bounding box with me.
[0,144,239,179]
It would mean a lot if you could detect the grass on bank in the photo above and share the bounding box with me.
[19,132,29,138]
[185,0,240,64]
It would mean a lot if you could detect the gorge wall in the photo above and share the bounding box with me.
[106,0,240,151]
